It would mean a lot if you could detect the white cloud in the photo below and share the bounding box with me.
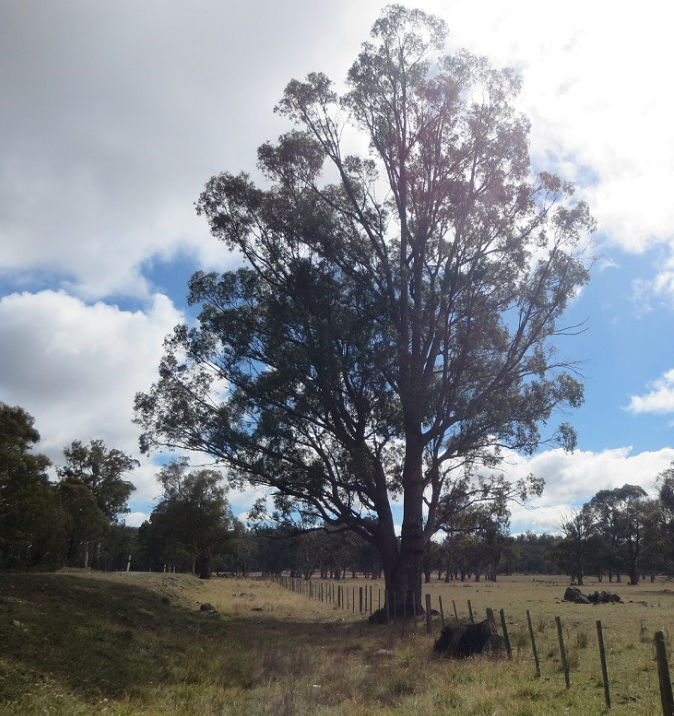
[500,445,674,533]
[653,257,674,304]
[0,0,370,300]
[418,0,674,263]
[5,2,674,300]
[628,369,674,415]
[124,512,150,528]
[0,289,182,502]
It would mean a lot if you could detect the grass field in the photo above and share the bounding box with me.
[1,571,673,714]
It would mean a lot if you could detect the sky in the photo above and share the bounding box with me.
[2,0,674,534]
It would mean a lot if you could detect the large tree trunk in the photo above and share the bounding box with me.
[195,554,210,579]
[384,446,425,617]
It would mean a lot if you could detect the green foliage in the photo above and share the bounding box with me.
[0,402,143,571]
[57,477,109,565]
[139,460,239,575]
[58,439,138,521]
[0,403,65,569]
[55,439,139,568]
[589,484,651,584]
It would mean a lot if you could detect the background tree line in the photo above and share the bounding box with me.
[546,475,674,586]
[5,400,674,582]
[0,402,243,575]
[0,402,139,571]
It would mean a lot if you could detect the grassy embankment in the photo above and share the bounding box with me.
[1,571,673,714]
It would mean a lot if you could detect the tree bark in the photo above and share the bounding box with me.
[386,444,425,615]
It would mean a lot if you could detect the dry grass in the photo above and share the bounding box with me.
[1,571,672,714]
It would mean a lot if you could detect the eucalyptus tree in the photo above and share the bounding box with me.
[0,403,65,569]
[590,484,649,584]
[551,504,598,585]
[657,462,674,573]
[135,6,593,614]
[141,460,237,578]
[59,439,138,522]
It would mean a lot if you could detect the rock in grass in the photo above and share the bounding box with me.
[368,608,389,624]
[434,620,503,658]
[563,586,621,604]
[563,587,591,604]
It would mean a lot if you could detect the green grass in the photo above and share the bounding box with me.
[1,571,672,713]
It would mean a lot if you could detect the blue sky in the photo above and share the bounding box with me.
[1,0,673,534]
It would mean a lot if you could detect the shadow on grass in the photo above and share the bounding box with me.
[0,574,393,709]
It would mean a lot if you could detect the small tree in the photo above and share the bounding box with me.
[550,505,597,585]
[136,5,593,613]
[0,404,66,569]
[141,460,238,578]
[58,439,138,522]
[590,484,649,585]
[657,462,674,575]
[57,477,108,566]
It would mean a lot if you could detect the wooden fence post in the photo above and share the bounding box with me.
[467,600,474,623]
[500,609,512,659]
[596,620,611,709]
[369,586,373,615]
[425,594,432,635]
[655,630,674,716]
[359,587,363,614]
[438,595,445,625]
[556,616,570,688]
[527,610,541,678]
[486,607,497,633]
[453,599,459,623]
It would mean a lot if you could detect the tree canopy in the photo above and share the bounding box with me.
[58,439,138,521]
[0,403,64,569]
[138,460,238,578]
[135,5,594,613]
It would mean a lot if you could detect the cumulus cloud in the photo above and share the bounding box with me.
[4,1,674,301]
[0,0,368,300]
[500,445,674,533]
[628,369,674,415]
[0,289,183,503]
[417,0,674,283]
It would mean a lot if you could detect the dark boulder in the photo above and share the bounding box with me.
[368,608,389,624]
[563,586,621,604]
[588,590,622,604]
[563,587,584,602]
[434,620,503,658]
